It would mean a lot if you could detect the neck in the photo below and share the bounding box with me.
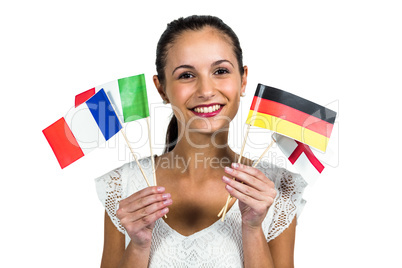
[166,130,237,177]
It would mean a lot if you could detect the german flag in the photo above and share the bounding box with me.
[246,84,336,152]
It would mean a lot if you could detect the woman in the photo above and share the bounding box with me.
[96,15,306,267]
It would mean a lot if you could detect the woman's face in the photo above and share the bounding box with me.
[160,27,247,135]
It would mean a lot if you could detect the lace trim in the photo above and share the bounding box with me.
[96,169,125,234]
[266,170,307,241]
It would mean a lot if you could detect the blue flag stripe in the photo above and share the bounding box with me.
[86,89,122,140]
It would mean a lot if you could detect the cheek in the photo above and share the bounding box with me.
[165,85,193,121]
[222,80,242,118]
[166,84,190,104]
[220,79,241,103]
[230,97,241,118]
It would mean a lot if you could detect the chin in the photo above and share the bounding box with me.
[188,119,231,134]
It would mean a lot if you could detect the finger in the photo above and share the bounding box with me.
[122,207,170,234]
[118,197,172,223]
[233,164,277,199]
[222,176,266,202]
[223,179,272,211]
[119,186,166,212]
[120,186,166,207]
[139,207,170,226]
[233,163,274,184]
[233,163,275,189]
[224,179,276,212]
[118,192,171,216]
[224,165,268,192]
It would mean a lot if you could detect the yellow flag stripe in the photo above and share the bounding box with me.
[246,110,330,152]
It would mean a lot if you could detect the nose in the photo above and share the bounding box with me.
[196,76,216,100]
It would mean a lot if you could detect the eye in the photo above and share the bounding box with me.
[178,72,195,79]
[214,68,230,75]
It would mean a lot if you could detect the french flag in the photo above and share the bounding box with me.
[42,89,122,169]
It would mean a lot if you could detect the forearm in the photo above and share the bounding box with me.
[118,241,150,268]
[242,225,274,268]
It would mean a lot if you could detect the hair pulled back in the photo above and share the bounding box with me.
[155,15,244,153]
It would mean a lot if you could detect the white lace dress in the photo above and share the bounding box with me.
[95,156,307,267]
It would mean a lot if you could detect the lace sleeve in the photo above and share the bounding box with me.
[95,167,125,234]
[265,168,307,242]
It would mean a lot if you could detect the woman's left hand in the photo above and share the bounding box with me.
[222,163,277,228]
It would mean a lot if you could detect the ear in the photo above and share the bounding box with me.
[240,66,248,96]
[153,75,169,103]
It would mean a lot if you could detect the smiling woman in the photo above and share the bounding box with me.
[95,15,307,268]
[155,24,247,142]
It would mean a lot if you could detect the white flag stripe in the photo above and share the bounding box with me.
[274,133,297,157]
[292,153,320,185]
[95,80,124,122]
[64,103,106,155]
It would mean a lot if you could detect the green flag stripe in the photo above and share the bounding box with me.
[118,74,150,122]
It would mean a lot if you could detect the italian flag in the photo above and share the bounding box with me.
[75,74,149,123]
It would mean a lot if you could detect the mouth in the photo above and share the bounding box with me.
[191,103,224,117]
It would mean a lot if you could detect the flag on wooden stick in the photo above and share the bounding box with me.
[246,84,336,152]
[274,133,327,185]
[75,74,149,123]
[43,89,122,168]
[75,74,157,186]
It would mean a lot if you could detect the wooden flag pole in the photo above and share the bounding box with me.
[145,117,167,218]
[146,117,157,186]
[119,126,151,187]
[237,124,251,164]
[218,136,276,218]
[106,97,151,187]
[252,138,276,167]
[113,111,151,187]
[220,124,251,221]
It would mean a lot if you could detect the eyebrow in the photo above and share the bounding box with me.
[171,59,235,75]
[172,64,195,75]
[212,59,234,68]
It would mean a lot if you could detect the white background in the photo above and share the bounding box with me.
[1,0,401,267]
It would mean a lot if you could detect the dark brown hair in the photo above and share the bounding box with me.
[155,15,244,153]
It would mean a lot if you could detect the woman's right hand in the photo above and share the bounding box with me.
[116,186,172,249]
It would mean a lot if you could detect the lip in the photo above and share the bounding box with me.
[190,103,224,118]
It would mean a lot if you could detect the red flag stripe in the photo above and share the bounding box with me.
[250,96,334,138]
[42,117,84,169]
[288,140,325,173]
[75,87,95,107]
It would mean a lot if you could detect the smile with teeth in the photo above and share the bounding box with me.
[193,104,221,114]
